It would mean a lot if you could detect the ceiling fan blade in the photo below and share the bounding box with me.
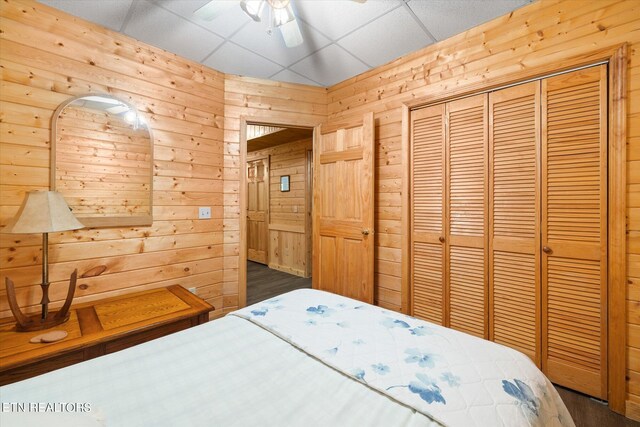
[193,1,238,21]
[279,19,303,48]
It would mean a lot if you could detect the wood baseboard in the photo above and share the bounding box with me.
[268,263,305,277]
[625,399,638,421]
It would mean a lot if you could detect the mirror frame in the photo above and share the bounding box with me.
[50,94,154,228]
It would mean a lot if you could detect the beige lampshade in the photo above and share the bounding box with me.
[2,190,84,234]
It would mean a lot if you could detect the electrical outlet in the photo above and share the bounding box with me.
[198,207,211,219]
[188,287,197,295]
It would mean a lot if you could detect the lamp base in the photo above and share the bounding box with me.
[15,312,71,332]
[5,269,78,333]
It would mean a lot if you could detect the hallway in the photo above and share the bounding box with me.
[246,261,312,306]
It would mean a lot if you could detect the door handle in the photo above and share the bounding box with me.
[362,229,370,236]
[439,236,445,243]
[543,246,552,254]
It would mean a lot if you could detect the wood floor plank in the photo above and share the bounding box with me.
[246,261,311,306]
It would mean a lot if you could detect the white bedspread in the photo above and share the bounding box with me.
[0,310,437,426]
[232,289,574,427]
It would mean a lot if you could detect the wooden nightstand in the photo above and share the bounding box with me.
[0,285,213,386]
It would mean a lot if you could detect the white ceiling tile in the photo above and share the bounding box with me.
[39,0,532,87]
[153,0,251,38]
[37,0,133,31]
[204,43,283,79]
[123,0,224,62]
[231,19,331,67]
[407,0,530,41]
[296,0,402,40]
[290,44,368,86]
[338,6,432,68]
[270,69,321,86]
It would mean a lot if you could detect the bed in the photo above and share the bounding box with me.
[0,289,574,426]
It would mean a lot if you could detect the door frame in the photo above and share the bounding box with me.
[401,44,627,413]
[239,114,321,310]
[305,149,313,278]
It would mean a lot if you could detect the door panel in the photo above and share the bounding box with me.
[446,94,488,338]
[411,104,446,324]
[313,113,375,303]
[541,65,607,399]
[449,246,485,337]
[247,157,269,264]
[489,81,540,364]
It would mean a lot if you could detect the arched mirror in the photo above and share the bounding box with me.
[51,95,153,227]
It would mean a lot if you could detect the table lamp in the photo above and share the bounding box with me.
[2,191,84,331]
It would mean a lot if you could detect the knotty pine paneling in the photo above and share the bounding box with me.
[223,76,326,314]
[0,0,225,317]
[326,0,639,414]
[248,138,312,277]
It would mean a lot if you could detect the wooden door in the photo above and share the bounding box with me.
[411,104,446,324]
[488,82,541,364]
[446,94,488,339]
[541,65,607,398]
[312,113,375,303]
[247,157,269,264]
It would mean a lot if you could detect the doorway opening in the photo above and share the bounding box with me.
[244,124,313,305]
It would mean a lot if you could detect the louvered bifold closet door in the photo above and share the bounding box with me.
[411,104,446,325]
[446,94,488,338]
[489,82,540,364]
[541,65,607,399]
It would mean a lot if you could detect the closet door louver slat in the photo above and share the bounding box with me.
[446,95,488,338]
[489,82,540,364]
[541,65,607,399]
[411,104,446,325]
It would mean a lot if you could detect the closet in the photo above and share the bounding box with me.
[410,64,607,399]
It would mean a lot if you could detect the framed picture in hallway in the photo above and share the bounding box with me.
[280,175,290,192]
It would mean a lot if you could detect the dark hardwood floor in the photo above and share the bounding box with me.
[246,261,311,306]
[555,386,639,427]
[246,261,638,426]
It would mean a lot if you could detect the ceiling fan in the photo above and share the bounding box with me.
[194,0,367,48]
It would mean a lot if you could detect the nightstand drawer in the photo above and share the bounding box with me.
[0,350,85,386]
[105,318,193,354]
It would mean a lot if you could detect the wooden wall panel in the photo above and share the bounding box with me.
[0,0,225,317]
[326,0,639,414]
[248,138,313,277]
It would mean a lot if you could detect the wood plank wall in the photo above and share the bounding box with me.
[325,0,640,416]
[248,138,312,277]
[223,76,326,315]
[0,0,226,317]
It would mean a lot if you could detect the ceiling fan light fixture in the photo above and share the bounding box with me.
[240,0,266,22]
[269,0,295,27]
[272,6,295,27]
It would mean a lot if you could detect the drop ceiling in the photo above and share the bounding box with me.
[38,0,532,87]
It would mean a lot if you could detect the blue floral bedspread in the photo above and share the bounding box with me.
[230,289,574,427]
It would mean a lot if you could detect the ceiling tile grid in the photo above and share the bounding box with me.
[203,42,283,78]
[37,0,532,87]
[125,0,225,62]
[336,5,434,69]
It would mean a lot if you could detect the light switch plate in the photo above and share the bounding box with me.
[198,207,211,219]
